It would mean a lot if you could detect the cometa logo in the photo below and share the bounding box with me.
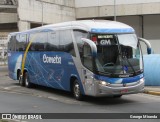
[43,54,61,64]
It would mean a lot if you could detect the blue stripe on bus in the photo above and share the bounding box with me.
[91,28,135,33]
[94,74,143,84]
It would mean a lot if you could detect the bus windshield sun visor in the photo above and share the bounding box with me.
[118,34,138,49]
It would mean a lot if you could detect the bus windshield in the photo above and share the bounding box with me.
[91,33,143,77]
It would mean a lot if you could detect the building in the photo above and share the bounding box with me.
[0,0,75,63]
[0,0,17,63]
[75,0,160,54]
[0,0,160,56]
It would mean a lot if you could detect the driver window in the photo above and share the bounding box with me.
[73,29,88,62]
[83,43,93,71]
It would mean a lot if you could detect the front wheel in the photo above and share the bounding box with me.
[24,72,33,88]
[73,80,83,100]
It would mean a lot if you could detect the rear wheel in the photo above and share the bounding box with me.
[24,72,33,88]
[73,80,83,100]
[17,70,21,81]
[19,72,25,86]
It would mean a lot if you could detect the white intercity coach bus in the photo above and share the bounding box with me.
[8,20,146,100]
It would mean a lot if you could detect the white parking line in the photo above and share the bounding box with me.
[4,86,21,90]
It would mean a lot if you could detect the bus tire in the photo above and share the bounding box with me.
[17,70,21,80]
[73,80,83,100]
[24,72,33,88]
[19,73,25,87]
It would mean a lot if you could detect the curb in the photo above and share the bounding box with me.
[144,90,160,96]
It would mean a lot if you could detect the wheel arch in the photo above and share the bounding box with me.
[17,69,21,80]
[70,76,78,92]
[17,68,28,80]
[23,68,28,74]
[70,75,85,95]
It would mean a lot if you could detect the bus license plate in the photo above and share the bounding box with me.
[121,89,128,93]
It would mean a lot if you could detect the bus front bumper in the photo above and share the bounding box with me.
[93,79,145,97]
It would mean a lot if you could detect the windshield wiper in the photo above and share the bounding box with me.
[123,55,137,75]
[116,38,136,75]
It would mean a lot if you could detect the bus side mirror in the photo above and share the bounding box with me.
[81,38,97,57]
[138,37,152,54]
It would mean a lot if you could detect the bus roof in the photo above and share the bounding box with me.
[9,20,135,35]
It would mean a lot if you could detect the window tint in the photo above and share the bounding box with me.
[83,43,93,71]
[8,35,16,51]
[29,32,47,51]
[16,34,27,51]
[73,30,93,70]
[59,30,75,56]
[73,30,88,60]
[20,30,75,54]
[46,31,59,51]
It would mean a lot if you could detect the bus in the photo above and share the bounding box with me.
[8,20,146,100]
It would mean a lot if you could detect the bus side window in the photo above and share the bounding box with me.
[73,30,88,61]
[37,32,47,51]
[8,36,12,51]
[30,32,47,51]
[83,43,93,71]
[16,34,27,51]
[59,30,75,56]
[47,31,59,51]
[8,36,16,51]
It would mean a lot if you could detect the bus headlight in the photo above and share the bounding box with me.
[99,81,110,86]
[140,78,145,82]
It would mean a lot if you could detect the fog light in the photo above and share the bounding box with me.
[99,81,110,86]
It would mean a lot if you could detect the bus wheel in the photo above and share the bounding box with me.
[19,74,25,86]
[24,72,33,88]
[73,80,83,100]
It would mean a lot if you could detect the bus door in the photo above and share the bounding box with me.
[81,38,97,95]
